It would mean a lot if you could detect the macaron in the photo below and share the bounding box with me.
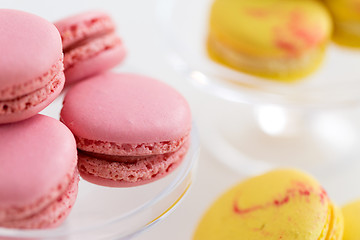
[60,72,192,187]
[342,200,360,239]
[194,169,343,240]
[323,0,360,47]
[0,9,64,124]
[0,115,78,229]
[207,0,332,81]
[54,11,126,85]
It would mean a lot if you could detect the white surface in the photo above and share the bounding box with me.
[2,1,360,239]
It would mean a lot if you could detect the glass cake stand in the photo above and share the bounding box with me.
[156,0,360,176]
[0,1,202,239]
[0,94,200,240]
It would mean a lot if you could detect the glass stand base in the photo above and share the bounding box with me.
[198,100,360,177]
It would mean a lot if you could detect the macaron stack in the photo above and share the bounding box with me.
[0,7,192,232]
[207,0,360,81]
[0,9,79,229]
[54,12,191,187]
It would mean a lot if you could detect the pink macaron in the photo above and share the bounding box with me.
[60,72,192,187]
[0,9,64,124]
[54,11,126,85]
[0,115,79,229]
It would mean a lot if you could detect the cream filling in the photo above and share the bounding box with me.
[208,35,324,77]
[0,72,64,114]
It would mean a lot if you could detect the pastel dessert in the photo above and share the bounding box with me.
[323,0,360,47]
[194,169,343,240]
[207,0,332,81]
[54,11,126,85]
[342,200,360,239]
[60,72,192,187]
[0,9,64,124]
[0,115,78,229]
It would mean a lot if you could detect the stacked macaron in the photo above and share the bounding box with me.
[0,9,80,230]
[207,0,360,81]
[54,12,192,187]
[0,7,192,232]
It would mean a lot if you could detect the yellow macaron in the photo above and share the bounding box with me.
[323,0,360,47]
[208,0,332,81]
[193,169,343,240]
[342,200,360,239]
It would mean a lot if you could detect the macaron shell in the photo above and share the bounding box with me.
[328,205,344,240]
[78,140,190,187]
[0,115,77,216]
[209,0,332,57]
[0,58,63,101]
[1,171,79,229]
[76,133,189,157]
[0,9,62,91]
[194,169,332,240]
[323,0,360,47]
[342,200,360,239]
[54,10,115,49]
[207,0,332,80]
[61,72,192,144]
[63,36,126,85]
[0,72,65,124]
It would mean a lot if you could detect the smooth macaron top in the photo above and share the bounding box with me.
[209,0,332,57]
[0,9,62,92]
[61,72,192,144]
[0,115,77,208]
[194,169,340,240]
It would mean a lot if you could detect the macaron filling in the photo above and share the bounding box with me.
[63,33,123,70]
[56,12,123,72]
[0,58,64,101]
[58,13,115,50]
[0,71,64,115]
[75,133,190,157]
[0,170,79,229]
[0,160,75,223]
[78,140,190,186]
[208,34,326,78]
